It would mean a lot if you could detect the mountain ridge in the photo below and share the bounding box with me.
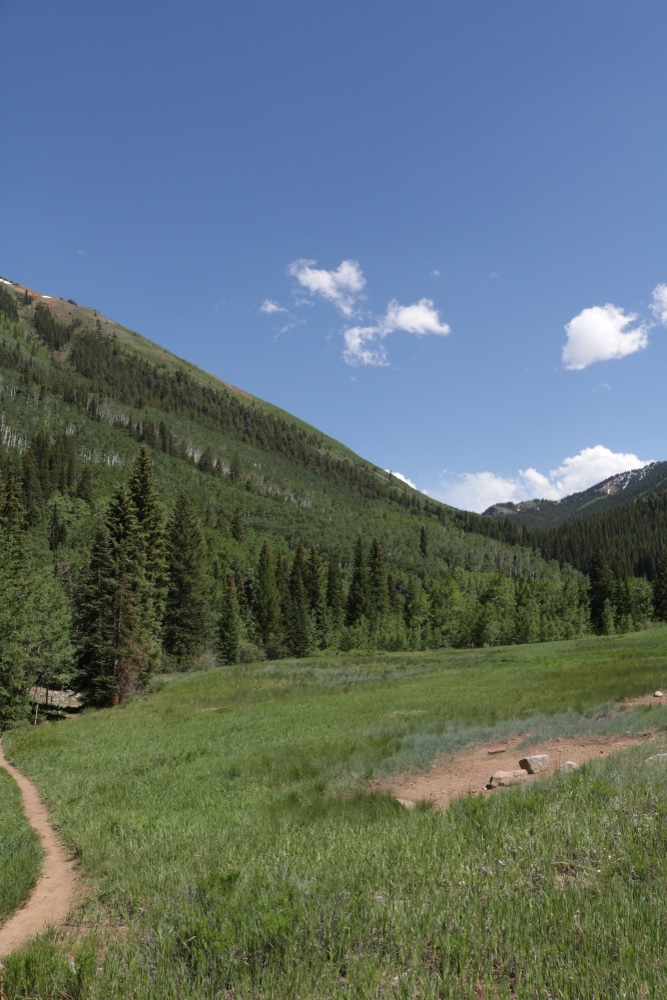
[483,462,667,530]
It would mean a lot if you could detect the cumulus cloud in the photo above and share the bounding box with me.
[288,259,365,316]
[651,283,667,326]
[562,304,649,370]
[343,298,450,365]
[438,445,652,513]
[260,299,288,314]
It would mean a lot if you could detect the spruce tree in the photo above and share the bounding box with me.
[326,552,345,631]
[73,521,117,706]
[304,546,326,647]
[589,547,614,634]
[254,540,281,645]
[288,543,312,658]
[346,536,370,626]
[654,550,667,622]
[0,518,30,728]
[164,492,210,662]
[127,448,167,624]
[368,538,389,626]
[106,486,161,700]
[219,573,241,665]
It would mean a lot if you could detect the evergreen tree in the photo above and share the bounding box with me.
[0,460,26,532]
[0,520,30,728]
[48,500,68,552]
[106,486,161,700]
[304,546,327,647]
[326,552,345,627]
[164,492,210,662]
[288,544,312,658]
[76,466,95,504]
[654,550,667,622]
[368,538,389,626]
[346,536,370,626]
[419,525,428,559]
[219,573,241,665]
[127,448,167,623]
[589,547,614,634]
[254,541,281,645]
[73,521,117,706]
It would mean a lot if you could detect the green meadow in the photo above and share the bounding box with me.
[3,628,667,998]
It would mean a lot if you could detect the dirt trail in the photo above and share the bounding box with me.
[382,694,666,811]
[0,741,79,957]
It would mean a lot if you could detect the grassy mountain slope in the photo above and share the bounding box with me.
[0,276,547,586]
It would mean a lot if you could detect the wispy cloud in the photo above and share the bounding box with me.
[562,304,649,370]
[343,298,450,366]
[651,283,667,326]
[288,259,365,317]
[260,299,288,315]
[438,445,652,513]
[430,269,441,277]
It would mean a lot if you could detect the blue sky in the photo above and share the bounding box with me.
[2,0,666,511]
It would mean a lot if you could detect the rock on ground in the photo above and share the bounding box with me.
[519,754,549,774]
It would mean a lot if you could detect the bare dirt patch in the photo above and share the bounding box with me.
[379,699,667,811]
[382,733,662,810]
[0,742,79,957]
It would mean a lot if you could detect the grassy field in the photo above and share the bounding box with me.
[0,766,43,928]
[3,628,667,997]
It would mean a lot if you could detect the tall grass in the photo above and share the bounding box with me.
[0,767,43,930]
[3,628,667,997]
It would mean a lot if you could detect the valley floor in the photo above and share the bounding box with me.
[2,629,667,998]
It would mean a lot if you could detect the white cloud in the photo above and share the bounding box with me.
[430,269,441,277]
[260,299,288,314]
[288,259,365,316]
[562,303,649,370]
[437,445,652,513]
[651,283,667,326]
[343,298,450,366]
[386,469,418,490]
[343,325,387,366]
[383,299,450,337]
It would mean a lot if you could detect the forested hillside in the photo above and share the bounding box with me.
[0,276,664,727]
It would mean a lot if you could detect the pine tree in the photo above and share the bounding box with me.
[326,552,345,631]
[304,546,326,647]
[654,550,667,622]
[368,538,389,626]
[0,520,30,728]
[288,543,312,658]
[419,525,428,559]
[127,448,167,624]
[106,486,160,700]
[346,536,370,626]
[254,540,281,645]
[0,459,26,532]
[589,547,614,634]
[73,521,117,706]
[76,467,95,504]
[219,573,241,664]
[164,492,210,662]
